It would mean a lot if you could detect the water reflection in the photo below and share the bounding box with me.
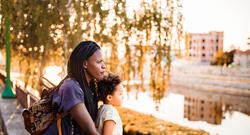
[123,87,250,135]
[181,89,250,125]
[184,97,224,125]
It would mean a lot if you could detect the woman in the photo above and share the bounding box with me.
[43,41,105,135]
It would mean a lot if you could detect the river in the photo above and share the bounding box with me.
[122,88,250,135]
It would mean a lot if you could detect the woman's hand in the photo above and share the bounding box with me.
[102,120,116,135]
[70,103,100,135]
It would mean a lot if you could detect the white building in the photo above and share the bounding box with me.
[233,50,250,68]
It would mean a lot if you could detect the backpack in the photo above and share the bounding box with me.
[22,88,68,135]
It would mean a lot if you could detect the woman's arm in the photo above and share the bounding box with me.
[102,120,116,135]
[70,103,100,135]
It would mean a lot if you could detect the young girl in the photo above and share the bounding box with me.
[96,73,123,135]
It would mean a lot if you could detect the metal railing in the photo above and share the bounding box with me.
[0,72,55,108]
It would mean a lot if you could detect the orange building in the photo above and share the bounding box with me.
[185,31,224,63]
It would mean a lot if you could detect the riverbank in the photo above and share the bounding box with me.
[117,107,209,135]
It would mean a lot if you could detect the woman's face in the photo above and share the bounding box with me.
[84,49,106,81]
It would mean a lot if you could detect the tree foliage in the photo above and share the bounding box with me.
[211,49,235,66]
[0,0,183,106]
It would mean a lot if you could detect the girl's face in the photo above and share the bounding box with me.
[110,83,124,106]
[84,49,106,81]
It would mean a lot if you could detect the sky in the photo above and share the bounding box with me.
[126,0,250,51]
[182,0,250,51]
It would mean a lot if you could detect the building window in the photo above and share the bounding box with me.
[202,39,205,43]
[216,46,218,51]
[190,41,192,45]
[202,53,206,57]
[202,46,205,50]
[216,39,219,43]
[200,107,204,111]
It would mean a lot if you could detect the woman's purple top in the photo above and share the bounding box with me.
[43,79,87,135]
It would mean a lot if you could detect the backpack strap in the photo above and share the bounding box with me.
[56,113,68,119]
[56,113,68,135]
[57,119,62,135]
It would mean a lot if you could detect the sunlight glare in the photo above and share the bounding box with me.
[34,90,39,97]
[43,66,62,85]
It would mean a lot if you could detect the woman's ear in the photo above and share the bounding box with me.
[83,60,87,69]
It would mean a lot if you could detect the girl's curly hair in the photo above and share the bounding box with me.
[97,73,121,102]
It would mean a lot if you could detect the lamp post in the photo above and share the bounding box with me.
[2,14,15,98]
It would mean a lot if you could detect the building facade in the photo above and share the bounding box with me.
[233,49,250,68]
[185,31,224,63]
[247,37,250,46]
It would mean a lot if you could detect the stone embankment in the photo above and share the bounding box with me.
[170,63,250,96]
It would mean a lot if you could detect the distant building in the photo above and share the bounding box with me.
[185,31,223,63]
[233,49,250,68]
[248,37,250,46]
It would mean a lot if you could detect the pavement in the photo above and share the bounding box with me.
[0,84,29,135]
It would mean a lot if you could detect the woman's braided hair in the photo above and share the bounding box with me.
[53,41,101,121]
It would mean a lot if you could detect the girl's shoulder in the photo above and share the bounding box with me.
[99,104,118,117]
[98,104,122,131]
[100,104,115,110]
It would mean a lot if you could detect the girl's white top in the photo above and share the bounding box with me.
[95,104,123,135]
